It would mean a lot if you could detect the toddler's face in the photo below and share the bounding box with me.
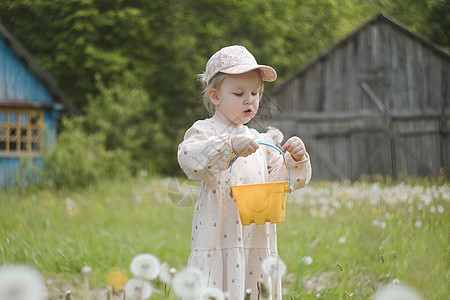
[211,71,261,126]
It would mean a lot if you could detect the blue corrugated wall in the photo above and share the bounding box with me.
[0,38,58,187]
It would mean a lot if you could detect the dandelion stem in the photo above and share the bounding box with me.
[294,238,319,290]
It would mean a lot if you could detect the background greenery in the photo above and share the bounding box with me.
[1,0,448,184]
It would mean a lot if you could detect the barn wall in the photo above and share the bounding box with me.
[267,17,450,180]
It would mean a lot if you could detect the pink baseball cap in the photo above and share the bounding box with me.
[203,45,277,85]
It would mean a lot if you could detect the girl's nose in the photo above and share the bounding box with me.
[244,93,253,104]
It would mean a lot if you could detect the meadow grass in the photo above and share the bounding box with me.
[0,175,448,299]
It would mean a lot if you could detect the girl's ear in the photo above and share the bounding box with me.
[208,88,220,106]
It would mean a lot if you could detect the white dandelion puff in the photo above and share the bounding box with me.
[81,266,92,276]
[130,254,160,280]
[414,220,422,229]
[199,287,225,300]
[124,278,153,300]
[430,206,436,213]
[65,197,77,211]
[261,256,287,279]
[0,264,48,300]
[373,284,423,300]
[158,262,176,284]
[437,205,444,214]
[338,237,347,244]
[265,127,284,147]
[372,220,387,230]
[172,268,207,299]
[301,256,313,265]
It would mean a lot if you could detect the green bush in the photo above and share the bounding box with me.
[41,117,131,189]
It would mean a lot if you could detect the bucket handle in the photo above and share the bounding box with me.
[229,141,293,197]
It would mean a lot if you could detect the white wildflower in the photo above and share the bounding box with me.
[430,206,436,213]
[172,268,207,299]
[65,197,77,211]
[261,256,287,279]
[81,266,92,276]
[338,237,347,244]
[437,205,444,214]
[372,220,387,230]
[373,284,423,300]
[414,220,422,229]
[199,287,225,300]
[419,194,432,206]
[0,265,48,300]
[158,262,176,284]
[124,278,153,300]
[301,256,313,265]
[130,254,160,280]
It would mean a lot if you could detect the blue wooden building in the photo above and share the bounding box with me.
[0,23,77,186]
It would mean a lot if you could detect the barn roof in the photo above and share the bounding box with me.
[270,13,450,94]
[0,22,79,114]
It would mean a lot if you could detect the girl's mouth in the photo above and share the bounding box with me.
[244,108,252,115]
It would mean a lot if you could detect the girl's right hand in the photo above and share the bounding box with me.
[231,135,259,157]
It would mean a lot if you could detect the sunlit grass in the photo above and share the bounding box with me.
[1,176,448,299]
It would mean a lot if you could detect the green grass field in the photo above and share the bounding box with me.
[1,175,448,299]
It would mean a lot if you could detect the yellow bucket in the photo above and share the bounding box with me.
[230,142,293,226]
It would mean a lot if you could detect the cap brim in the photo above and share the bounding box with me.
[221,64,277,82]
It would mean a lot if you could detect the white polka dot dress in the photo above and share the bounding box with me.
[178,116,312,299]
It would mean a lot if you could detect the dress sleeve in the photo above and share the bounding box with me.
[267,147,312,191]
[178,121,236,181]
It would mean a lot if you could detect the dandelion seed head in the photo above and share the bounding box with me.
[200,287,225,300]
[130,254,160,280]
[437,205,444,214]
[265,127,284,147]
[172,268,207,298]
[158,262,176,284]
[414,220,422,229]
[261,256,286,278]
[373,284,423,300]
[124,278,152,300]
[81,266,92,276]
[338,237,347,244]
[301,256,313,265]
[0,265,48,300]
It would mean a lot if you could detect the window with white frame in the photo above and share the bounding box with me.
[0,109,43,155]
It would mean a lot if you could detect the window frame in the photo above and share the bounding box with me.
[0,108,44,157]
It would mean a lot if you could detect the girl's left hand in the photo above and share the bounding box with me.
[281,136,307,161]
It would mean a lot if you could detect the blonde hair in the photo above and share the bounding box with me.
[197,71,265,116]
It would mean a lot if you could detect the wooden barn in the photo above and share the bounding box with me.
[0,23,77,186]
[262,14,450,181]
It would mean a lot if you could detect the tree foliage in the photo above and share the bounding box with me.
[0,0,447,177]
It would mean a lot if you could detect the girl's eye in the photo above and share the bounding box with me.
[251,92,258,96]
[233,93,243,96]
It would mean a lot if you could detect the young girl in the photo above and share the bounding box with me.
[178,45,312,299]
